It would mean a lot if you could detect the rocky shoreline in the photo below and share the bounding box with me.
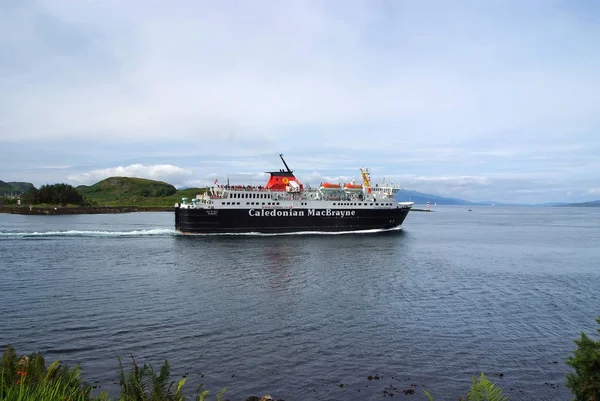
[0,206,173,215]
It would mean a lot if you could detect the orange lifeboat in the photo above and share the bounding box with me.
[343,183,363,193]
[320,182,341,189]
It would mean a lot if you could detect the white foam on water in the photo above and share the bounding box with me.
[0,228,178,238]
[1,226,403,238]
[182,226,403,236]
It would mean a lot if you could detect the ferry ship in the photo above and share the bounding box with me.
[174,154,413,234]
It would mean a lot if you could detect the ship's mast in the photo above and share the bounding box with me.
[360,167,372,194]
[279,153,292,173]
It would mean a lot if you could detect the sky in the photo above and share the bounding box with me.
[1,0,599,204]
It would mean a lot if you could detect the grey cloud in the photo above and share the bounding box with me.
[1,1,599,204]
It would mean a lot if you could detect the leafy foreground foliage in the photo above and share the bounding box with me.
[424,373,507,401]
[3,317,600,401]
[0,345,226,401]
[565,316,600,401]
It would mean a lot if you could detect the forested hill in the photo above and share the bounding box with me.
[0,181,35,196]
[75,177,205,206]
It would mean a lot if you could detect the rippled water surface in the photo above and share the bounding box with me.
[1,206,599,401]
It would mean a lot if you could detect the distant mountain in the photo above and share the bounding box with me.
[558,200,600,207]
[535,201,571,206]
[0,180,35,196]
[395,189,506,206]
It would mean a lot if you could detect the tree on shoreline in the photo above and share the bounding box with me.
[24,183,86,206]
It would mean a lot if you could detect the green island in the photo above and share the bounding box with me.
[1,316,599,401]
[0,177,209,215]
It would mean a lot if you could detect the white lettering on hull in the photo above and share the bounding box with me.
[248,209,356,217]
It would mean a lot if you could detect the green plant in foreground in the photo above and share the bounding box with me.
[565,316,600,401]
[1,345,226,401]
[116,354,226,401]
[117,355,186,401]
[0,344,106,400]
[424,372,507,401]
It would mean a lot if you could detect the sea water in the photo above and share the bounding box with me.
[1,206,599,400]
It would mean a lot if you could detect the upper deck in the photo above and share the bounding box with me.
[176,155,407,210]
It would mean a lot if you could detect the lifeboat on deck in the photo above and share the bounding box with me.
[319,182,341,192]
[343,183,363,193]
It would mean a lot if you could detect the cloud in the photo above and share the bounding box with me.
[67,164,192,187]
[412,176,490,186]
[1,0,599,145]
[1,1,599,203]
[38,165,73,170]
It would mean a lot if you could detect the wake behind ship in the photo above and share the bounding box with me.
[174,155,413,234]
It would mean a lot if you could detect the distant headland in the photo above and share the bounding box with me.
[0,177,207,214]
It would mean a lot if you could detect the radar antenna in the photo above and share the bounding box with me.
[279,153,293,173]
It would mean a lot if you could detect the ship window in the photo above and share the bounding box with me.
[262,202,265,205]
[277,202,280,205]
[246,202,249,205]
[237,202,240,205]
[333,203,336,205]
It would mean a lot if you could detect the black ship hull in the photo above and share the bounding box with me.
[175,206,411,234]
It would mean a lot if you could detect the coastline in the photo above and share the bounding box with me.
[0,206,173,215]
